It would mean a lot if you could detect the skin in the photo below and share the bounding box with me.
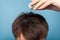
[16,33,45,40]
[16,33,26,40]
[29,0,60,11]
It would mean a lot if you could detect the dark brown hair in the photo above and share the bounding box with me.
[12,12,48,40]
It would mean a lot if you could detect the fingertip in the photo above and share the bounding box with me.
[29,4,32,9]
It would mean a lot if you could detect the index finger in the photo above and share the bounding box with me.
[30,0,40,5]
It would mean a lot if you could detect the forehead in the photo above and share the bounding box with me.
[17,33,26,40]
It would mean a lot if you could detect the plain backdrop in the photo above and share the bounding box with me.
[0,0,60,40]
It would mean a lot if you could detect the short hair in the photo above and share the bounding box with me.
[12,12,48,40]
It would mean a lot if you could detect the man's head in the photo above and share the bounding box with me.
[12,12,48,40]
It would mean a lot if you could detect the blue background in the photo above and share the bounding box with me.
[0,0,60,40]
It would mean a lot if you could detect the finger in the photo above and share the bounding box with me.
[31,0,35,1]
[30,0,40,5]
[29,3,32,8]
[33,0,47,10]
[38,1,52,9]
[45,5,60,11]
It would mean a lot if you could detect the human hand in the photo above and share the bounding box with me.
[29,0,60,11]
